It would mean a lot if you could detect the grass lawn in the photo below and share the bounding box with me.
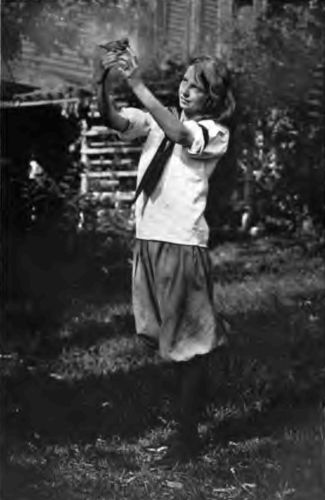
[1,236,325,499]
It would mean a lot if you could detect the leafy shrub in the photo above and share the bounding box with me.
[229,0,324,231]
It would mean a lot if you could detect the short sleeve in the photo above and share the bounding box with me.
[183,119,230,159]
[118,107,154,140]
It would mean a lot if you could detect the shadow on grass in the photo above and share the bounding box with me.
[3,299,324,452]
[62,310,136,351]
[2,307,136,361]
[207,396,324,449]
[1,462,47,500]
[2,359,177,445]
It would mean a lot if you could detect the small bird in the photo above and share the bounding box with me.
[99,38,129,54]
[95,38,130,84]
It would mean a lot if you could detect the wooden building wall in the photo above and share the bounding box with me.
[7,1,268,91]
[153,0,268,61]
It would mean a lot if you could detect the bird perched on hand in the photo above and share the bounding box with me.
[99,38,129,53]
[94,38,130,84]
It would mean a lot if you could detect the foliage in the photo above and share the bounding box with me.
[76,196,134,280]
[228,0,325,229]
[237,107,324,231]
[1,98,134,325]
[231,0,324,111]
[1,102,84,331]
[2,102,81,230]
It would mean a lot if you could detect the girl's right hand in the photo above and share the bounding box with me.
[96,52,125,85]
[101,48,140,81]
[101,52,122,73]
[94,50,121,85]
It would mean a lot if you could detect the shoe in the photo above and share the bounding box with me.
[154,431,201,468]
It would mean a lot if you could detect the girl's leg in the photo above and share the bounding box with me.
[158,355,206,465]
[176,355,205,444]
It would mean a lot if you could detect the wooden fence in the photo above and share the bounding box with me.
[79,86,175,213]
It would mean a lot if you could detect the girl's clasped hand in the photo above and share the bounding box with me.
[99,40,139,81]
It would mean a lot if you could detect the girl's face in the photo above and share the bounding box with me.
[178,65,208,119]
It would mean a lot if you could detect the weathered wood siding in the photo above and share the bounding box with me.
[8,1,268,89]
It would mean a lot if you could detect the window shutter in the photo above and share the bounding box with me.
[166,0,190,57]
[200,0,220,53]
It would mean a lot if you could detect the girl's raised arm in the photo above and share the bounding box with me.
[97,78,130,132]
[95,50,130,132]
[101,48,195,147]
[129,78,194,147]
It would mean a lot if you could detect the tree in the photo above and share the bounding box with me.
[229,0,325,229]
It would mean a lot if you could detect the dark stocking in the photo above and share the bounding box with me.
[176,355,206,441]
[156,355,207,465]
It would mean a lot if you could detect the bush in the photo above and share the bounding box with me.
[1,103,84,331]
[229,0,324,231]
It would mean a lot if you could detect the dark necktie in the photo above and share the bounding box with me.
[132,135,175,203]
[132,109,211,204]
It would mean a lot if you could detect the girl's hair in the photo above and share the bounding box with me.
[189,56,236,126]
[189,57,237,244]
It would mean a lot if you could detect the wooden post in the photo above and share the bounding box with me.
[188,0,202,57]
[216,0,234,58]
[239,150,255,232]
[185,0,191,62]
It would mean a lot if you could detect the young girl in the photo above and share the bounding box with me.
[96,44,235,464]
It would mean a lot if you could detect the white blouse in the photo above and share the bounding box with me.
[119,107,229,247]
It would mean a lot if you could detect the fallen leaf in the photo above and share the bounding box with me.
[49,373,64,380]
[147,446,168,453]
[213,486,237,493]
[242,483,256,489]
[282,488,296,497]
[166,481,183,489]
